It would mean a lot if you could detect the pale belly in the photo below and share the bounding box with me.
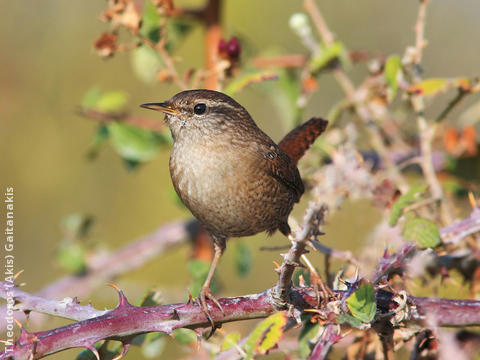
[169,142,292,238]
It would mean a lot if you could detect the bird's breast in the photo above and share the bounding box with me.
[169,138,292,237]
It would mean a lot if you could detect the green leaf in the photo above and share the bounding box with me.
[141,335,166,358]
[187,259,219,298]
[402,217,441,248]
[56,242,87,274]
[140,0,161,43]
[131,45,163,84]
[309,41,347,74]
[82,87,102,109]
[224,71,278,96]
[243,312,287,359]
[137,289,163,307]
[384,55,402,101]
[107,122,161,162]
[346,283,377,323]
[298,320,320,358]
[165,18,193,50]
[95,91,128,113]
[408,78,450,96]
[173,328,197,345]
[86,125,109,160]
[293,268,311,287]
[389,185,428,226]
[221,332,242,352]
[61,213,93,239]
[234,241,252,277]
[336,313,365,329]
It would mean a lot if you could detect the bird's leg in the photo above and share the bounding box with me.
[198,242,225,336]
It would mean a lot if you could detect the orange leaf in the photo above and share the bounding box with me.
[443,128,459,154]
[462,125,477,156]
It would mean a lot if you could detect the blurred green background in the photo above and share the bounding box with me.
[1,0,479,358]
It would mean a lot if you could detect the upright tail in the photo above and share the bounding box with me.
[278,117,329,164]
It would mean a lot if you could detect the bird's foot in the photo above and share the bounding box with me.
[198,286,224,338]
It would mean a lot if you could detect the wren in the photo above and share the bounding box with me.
[141,89,328,329]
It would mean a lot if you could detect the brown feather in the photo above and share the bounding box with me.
[278,117,329,164]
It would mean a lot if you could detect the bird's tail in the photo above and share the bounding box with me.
[278,117,328,164]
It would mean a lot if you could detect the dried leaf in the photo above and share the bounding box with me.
[93,33,118,58]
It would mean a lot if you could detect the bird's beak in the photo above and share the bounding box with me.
[140,102,179,115]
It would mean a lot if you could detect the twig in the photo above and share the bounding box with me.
[435,89,468,123]
[303,0,334,45]
[272,202,326,307]
[303,0,409,193]
[413,0,428,66]
[202,0,222,89]
[440,207,480,245]
[408,0,453,223]
[308,324,342,360]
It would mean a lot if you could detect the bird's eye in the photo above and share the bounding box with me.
[193,103,207,115]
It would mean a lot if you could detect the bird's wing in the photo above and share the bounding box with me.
[262,144,304,201]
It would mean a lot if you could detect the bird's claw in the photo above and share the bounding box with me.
[198,286,224,338]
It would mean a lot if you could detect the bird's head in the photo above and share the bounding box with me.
[141,89,255,141]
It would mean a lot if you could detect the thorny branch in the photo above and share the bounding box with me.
[3,283,480,360]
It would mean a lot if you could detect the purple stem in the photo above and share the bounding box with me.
[2,287,480,360]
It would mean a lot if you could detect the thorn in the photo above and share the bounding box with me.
[187,292,194,304]
[107,283,131,308]
[354,267,359,282]
[14,269,24,281]
[304,308,323,314]
[468,192,477,209]
[107,282,121,292]
[354,150,364,163]
[299,274,306,287]
[13,317,23,329]
[86,344,100,360]
[171,309,180,320]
